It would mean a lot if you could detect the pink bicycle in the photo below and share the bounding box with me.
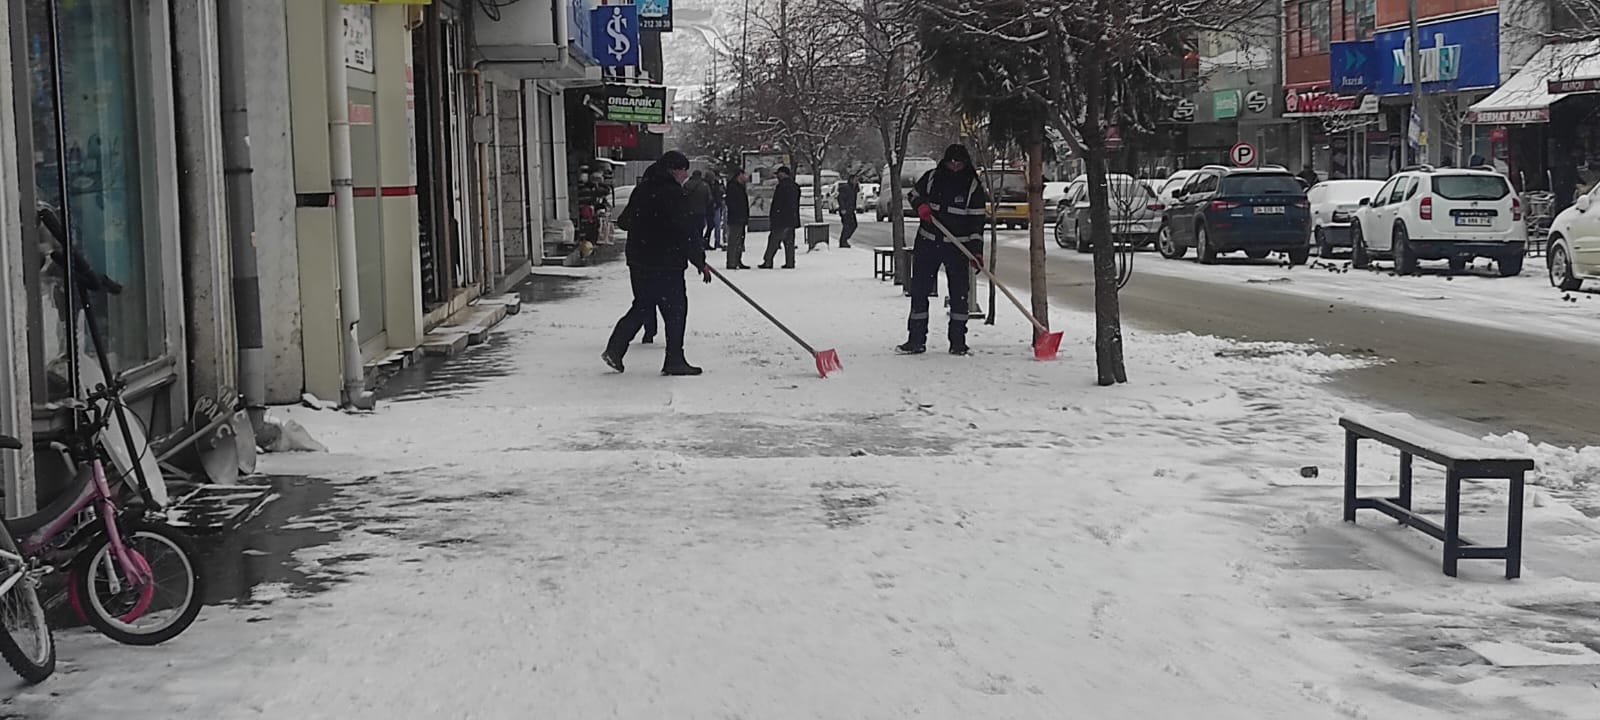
[0,434,54,683]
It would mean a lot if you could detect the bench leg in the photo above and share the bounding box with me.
[1443,470,1461,577]
[1398,452,1413,521]
[1506,471,1525,580]
[1343,430,1358,522]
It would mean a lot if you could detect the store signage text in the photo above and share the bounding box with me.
[1282,88,1377,116]
[1329,40,1376,91]
[592,5,641,67]
[1391,33,1460,85]
[1213,90,1241,120]
[1466,108,1550,125]
[1372,12,1499,95]
[1549,78,1600,94]
[1170,98,1197,122]
[604,84,667,124]
[639,0,673,32]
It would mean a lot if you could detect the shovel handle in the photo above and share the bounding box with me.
[927,217,1051,336]
[706,266,819,356]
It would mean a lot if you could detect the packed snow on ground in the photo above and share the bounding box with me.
[995,230,1600,346]
[8,245,1600,719]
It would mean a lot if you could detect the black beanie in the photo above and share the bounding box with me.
[660,151,691,170]
[943,144,973,165]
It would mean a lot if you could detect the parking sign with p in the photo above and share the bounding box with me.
[1229,142,1257,168]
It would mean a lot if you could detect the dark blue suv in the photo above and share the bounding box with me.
[1156,167,1312,265]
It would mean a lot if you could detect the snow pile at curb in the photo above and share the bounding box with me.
[1482,431,1600,490]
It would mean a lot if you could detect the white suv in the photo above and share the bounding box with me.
[1350,167,1528,276]
[1547,183,1600,290]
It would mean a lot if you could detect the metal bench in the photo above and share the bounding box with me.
[1341,413,1535,579]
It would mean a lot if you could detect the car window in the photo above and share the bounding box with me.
[1388,177,1410,204]
[1068,182,1086,203]
[1158,175,1188,196]
[1370,178,1396,207]
[1194,173,1220,194]
[1219,173,1302,195]
[1432,175,1511,201]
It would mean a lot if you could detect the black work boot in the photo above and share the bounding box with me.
[662,355,703,376]
[601,350,625,373]
[949,342,970,356]
[895,342,926,355]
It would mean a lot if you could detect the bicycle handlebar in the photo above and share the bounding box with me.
[0,435,20,451]
[37,204,124,296]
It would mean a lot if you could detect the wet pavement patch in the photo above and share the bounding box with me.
[815,481,892,529]
[571,412,957,459]
[199,475,346,606]
[377,333,517,402]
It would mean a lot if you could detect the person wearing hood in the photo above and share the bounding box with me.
[761,166,802,269]
[604,151,713,376]
[899,144,989,356]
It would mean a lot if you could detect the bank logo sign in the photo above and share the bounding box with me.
[592,5,640,67]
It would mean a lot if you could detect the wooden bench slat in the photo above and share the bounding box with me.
[1340,412,1534,470]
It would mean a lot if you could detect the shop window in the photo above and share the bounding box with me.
[1286,4,1299,58]
[26,0,164,393]
[1304,1,1330,54]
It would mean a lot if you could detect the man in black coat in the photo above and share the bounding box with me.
[724,169,752,269]
[761,166,802,269]
[684,170,714,249]
[900,144,988,356]
[604,151,713,376]
[837,176,860,248]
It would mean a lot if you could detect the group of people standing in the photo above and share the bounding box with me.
[603,145,981,377]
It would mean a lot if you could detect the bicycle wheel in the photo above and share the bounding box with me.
[73,521,203,646]
[0,526,54,683]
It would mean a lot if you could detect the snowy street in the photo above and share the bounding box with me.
[853,220,1600,447]
[7,243,1600,718]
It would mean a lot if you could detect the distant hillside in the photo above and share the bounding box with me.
[660,0,748,101]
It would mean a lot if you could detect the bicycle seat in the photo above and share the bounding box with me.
[0,435,18,450]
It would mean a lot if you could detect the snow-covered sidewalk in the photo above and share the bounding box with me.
[8,245,1600,719]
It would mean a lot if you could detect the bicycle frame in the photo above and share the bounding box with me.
[13,458,150,588]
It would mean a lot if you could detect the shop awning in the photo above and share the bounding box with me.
[1467,40,1600,125]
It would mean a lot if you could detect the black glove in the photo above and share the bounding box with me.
[700,265,714,284]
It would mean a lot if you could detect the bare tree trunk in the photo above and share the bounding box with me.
[1082,80,1128,385]
[1026,122,1049,343]
[884,137,910,285]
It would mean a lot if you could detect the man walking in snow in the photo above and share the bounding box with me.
[684,170,714,249]
[899,144,988,356]
[604,151,714,376]
[705,171,726,250]
[761,166,802,269]
[836,175,860,248]
[724,169,751,270]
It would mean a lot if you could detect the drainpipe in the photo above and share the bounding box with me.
[325,0,375,410]
[215,0,271,438]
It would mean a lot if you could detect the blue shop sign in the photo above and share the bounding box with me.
[592,4,641,68]
[1373,12,1498,96]
[1330,40,1377,91]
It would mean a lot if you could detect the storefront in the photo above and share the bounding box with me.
[1468,39,1600,198]
[18,0,189,435]
[1285,88,1383,179]
[1371,11,1500,166]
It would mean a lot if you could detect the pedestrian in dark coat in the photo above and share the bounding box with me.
[900,144,988,356]
[684,170,713,248]
[705,172,726,250]
[724,170,752,270]
[761,167,802,268]
[604,151,713,376]
[1298,164,1320,188]
[837,177,860,248]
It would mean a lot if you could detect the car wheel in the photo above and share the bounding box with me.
[1075,223,1092,253]
[1550,241,1583,290]
[1156,224,1187,260]
[1196,224,1218,264]
[1287,246,1311,266]
[1393,224,1418,275]
[1315,227,1335,258]
[1054,218,1070,249]
[1351,226,1372,269]
[1498,253,1525,278]
[1245,249,1270,260]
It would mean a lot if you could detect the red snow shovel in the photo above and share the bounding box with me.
[928,216,1063,360]
[707,267,843,378]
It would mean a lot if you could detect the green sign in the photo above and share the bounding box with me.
[604,84,667,124]
[1213,90,1241,120]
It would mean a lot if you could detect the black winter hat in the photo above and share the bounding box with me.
[776,166,793,176]
[943,144,973,166]
[660,151,691,170]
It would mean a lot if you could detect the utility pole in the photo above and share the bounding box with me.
[1407,0,1425,164]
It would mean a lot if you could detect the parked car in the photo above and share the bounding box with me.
[1157,166,1312,265]
[1546,183,1600,290]
[1054,175,1164,252]
[1350,166,1528,276]
[1153,170,1200,208]
[986,169,1029,229]
[821,181,841,212]
[858,182,880,212]
[1043,181,1072,224]
[1308,179,1385,257]
[878,158,940,221]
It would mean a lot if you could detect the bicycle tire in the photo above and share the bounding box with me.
[74,521,204,646]
[0,526,55,683]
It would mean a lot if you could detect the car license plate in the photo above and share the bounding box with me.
[1455,216,1492,227]
[1254,206,1284,215]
